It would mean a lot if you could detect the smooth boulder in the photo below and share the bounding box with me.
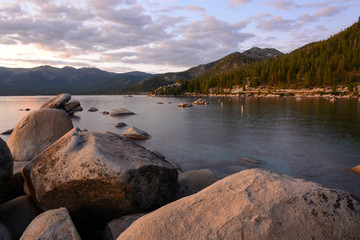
[23,128,178,226]
[109,108,134,116]
[0,138,13,187]
[40,93,71,109]
[121,127,150,140]
[20,208,81,240]
[118,168,360,240]
[7,108,73,161]
[88,107,98,112]
[64,100,81,112]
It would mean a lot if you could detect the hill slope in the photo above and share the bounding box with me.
[181,18,360,93]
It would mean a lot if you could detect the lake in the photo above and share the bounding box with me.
[1,95,360,198]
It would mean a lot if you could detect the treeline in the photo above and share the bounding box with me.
[180,18,360,93]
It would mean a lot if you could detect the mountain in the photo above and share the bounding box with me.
[242,47,284,60]
[0,66,151,95]
[180,17,360,93]
[120,47,283,93]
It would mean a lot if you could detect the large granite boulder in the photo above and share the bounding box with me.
[7,108,73,161]
[0,138,13,188]
[23,128,178,227]
[20,208,81,240]
[39,93,71,109]
[0,196,41,240]
[118,169,360,240]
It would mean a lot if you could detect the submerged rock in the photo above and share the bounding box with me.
[110,108,135,116]
[40,93,71,110]
[118,168,360,240]
[20,208,81,240]
[88,107,98,112]
[7,108,73,161]
[23,128,178,226]
[237,156,261,165]
[0,137,13,188]
[121,127,150,140]
[177,169,218,199]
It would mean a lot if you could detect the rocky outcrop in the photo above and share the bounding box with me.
[118,168,360,240]
[0,196,41,240]
[64,100,83,115]
[103,213,145,240]
[23,128,178,227]
[351,165,360,175]
[192,99,208,105]
[40,93,71,109]
[177,103,192,108]
[20,208,81,240]
[0,138,13,188]
[110,108,135,116]
[7,108,73,161]
[177,169,218,199]
[121,127,150,140]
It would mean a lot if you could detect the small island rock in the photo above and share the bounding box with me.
[110,108,135,116]
[20,208,81,240]
[118,168,360,240]
[7,108,73,161]
[121,127,150,140]
[88,107,98,112]
[192,99,208,105]
[177,103,192,108]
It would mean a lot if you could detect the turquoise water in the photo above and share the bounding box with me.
[1,95,360,197]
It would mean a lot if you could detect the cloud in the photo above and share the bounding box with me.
[261,0,298,10]
[257,16,296,31]
[230,0,252,6]
[314,6,340,17]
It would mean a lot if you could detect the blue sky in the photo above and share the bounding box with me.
[0,0,358,73]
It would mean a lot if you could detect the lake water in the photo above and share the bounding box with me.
[1,95,360,198]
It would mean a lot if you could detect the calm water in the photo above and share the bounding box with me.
[1,95,360,197]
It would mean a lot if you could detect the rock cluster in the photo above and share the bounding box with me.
[40,93,83,115]
[177,103,192,108]
[192,98,209,105]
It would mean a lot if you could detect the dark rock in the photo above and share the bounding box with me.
[237,156,261,165]
[0,196,41,240]
[7,108,73,161]
[109,108,134,116]
[64,100,81,112]
[103,213,145,240]
[1,129,13,135]
[0,138,13,188]
[0,223,11,240]
[88,107,98,112]
[24,108,30,111]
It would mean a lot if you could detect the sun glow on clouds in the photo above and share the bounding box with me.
[0,0,359,73]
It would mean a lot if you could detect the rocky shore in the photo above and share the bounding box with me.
[0,93,360,240]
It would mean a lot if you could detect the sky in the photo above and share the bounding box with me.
[0,0,359,73]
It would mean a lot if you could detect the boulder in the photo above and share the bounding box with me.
[68,106,83,115]
[23,128,178,227]
[88,107,98,112]
[103,213,145,240]
[102,111,110,115]
[121,127,150,140]
[39,93,71,109]
[20,208,81,240]
[0,161,27,204]
[0,138,13,187]
[0,223,11,240]
[114,122,127,128]
[64,100,81,112]
[7,108,73,161]
[351,165,360,175]
[176,169,218,199]
[118,169,360,240]
[177,103,192,107]
[0,196,41,240]
[192,99,208,105]
[109,108,135,116]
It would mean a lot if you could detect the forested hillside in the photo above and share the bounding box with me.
[180,18,360,94]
